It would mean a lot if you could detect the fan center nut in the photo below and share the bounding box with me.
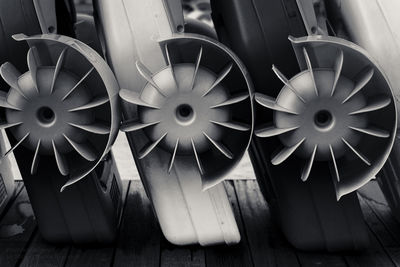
[37,106,56,126]
[314,109,334,130]
[175,104,195,125]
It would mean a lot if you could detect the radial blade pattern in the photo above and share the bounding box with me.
[342,67,374,103]
[4,132,30,158]
[210,120,250,131]
[50,48,67,94]
[271,138,305,165]
[0,63,27,99]
[168,138,179,174]
[0,121,22,130]
[27,46,40,93]
[303,47,318,96]
[164,44,178,88]
[329,145,340,182]
[255,93,299,114]
[190,46,203,90]
[331,50,344,96]
[68,96,109,112]
[255,125,298,138]
[191,138,204,175]
[272,65,306,102]
[64,135,97,161]
[136,61,166,96]
[301,145,317,182]
[349,97,391,115]
[203,132,233,159]
[70,122,110,135]
[62,67,94,101]
[202,62,233,97]
[210,93,249,108]
[349,126,389,138]
[341,138,371,165]
[119,89,160,109]
[138,132,167,159]
[31,140,41,174]
[52,140,69,176]
[120,120,160,132]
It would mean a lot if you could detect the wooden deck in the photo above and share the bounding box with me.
[0,180,400,267]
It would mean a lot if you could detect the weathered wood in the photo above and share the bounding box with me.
[160,241,205,267]
[112,180,161,267]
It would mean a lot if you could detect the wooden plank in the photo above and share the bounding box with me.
[204,181,254,267]
[112,180,161,267]
[0,186,37,266]
[234,180,299,267]
[63,180,130,267]
[160,240,205,267]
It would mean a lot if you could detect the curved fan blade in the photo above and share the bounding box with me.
[191,138,204,175]
[164,44,178,88]
[68,96,109,112]
[69,122,110,135]
[136,61,166,97]
[255,93,299,115]
[0,63,28,99]
[331,49,344,96]
[190,46,203,90]
[342,67,374,103]
[0,92,20,111]
[210,93,249,108]
[62,67,94,101]
[349,96,391,115]
[202,62,233,97]
[4,132,30,157]
[64,135,97,161]
[119,89,160,109]
[349,126,389,138]
[210,120,250,131]
[0,121,22,130]
[31,140,41,174]
[120,120,160,132]
[301,145,317,182]
[50,48,67,94]
[272,65,306,102]
[168,138,179,174]
[138,132,167,159]
[303,47,318,96]
[255,125,298,138]
[52,140,69,176]
[27,46,40,93]
[341,138,371,165]
[329,145,340,182]
[203,132,233,159]
[271,138,305,165]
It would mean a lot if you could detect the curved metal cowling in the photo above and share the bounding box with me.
[254,35,397,200]
[119,33,254,190]
[0,33,120,192]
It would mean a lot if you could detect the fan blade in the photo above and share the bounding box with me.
[349,126,389,138]
[331,49,344,96]
[191,138,204,175]
[52,140,69,176]
[210,120,250,131]
[164,44,178,88]
[329,145,340,182]
[121,120,160,132]
[349,96,391,115]
[31,140,41,174]
[138,132,167,159]
[168,138,179,174]
[50,48,67,94]
[342,138,371,165]
[68,96,109,112]
[70,122,110,135]
[27,46,40,93]
[62,67,94,101]
[342,67,374,103]
[272,65,306,102]
[203,132,233,159]
[4,132,29,157]
[202,62,233,97]
[190,46,203,90]
[210,93,249,108]
[271,138,305,165]
[0,92,20,110]
[0,63,28,99]
[119,89,160,109]
[64,135,97,161]
[303,47,318,96]
[255,93,299,115]
[0,121,22,130]
[255,125,298,138]
[301,145,317,182]
[136,61,166,96]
